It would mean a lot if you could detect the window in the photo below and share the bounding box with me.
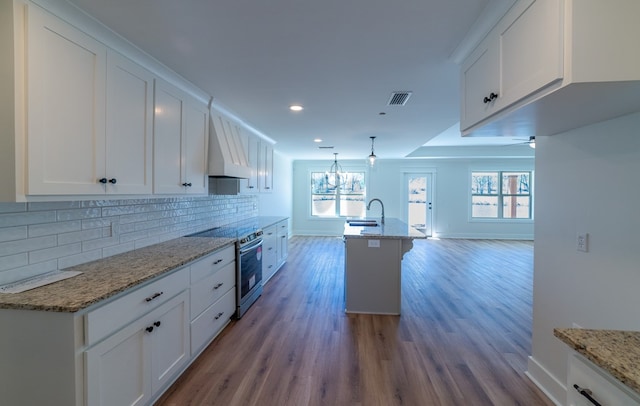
[471,171,532,219]
[311,171,365,217]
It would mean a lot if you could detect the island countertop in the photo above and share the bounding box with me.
[554,328,640,396]
[343,217,426,239]
[0,237,235,313]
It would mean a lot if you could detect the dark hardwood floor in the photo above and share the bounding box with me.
[156,237,552,406]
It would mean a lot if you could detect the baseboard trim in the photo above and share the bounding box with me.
[527,355,566,406]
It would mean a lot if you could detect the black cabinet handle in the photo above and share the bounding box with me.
[108,178,117,184]
[182,182,192,187]
[145,326,154,333]
[98,178,107,184]
[213,259,223,265]
[573,385,602,406]
[153,321,161,327]
[214,311,224,320]
[213,282,224,290]
[483,92,498,104]
[145,291,164,302]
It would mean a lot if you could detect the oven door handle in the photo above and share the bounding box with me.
[239,239,263,254]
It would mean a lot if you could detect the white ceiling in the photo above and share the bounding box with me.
[68,0,521,160]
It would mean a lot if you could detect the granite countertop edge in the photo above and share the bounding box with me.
[0,237,237,313]
[554,327,640,395]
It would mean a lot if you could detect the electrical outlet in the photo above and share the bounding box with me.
[577,233,588,252]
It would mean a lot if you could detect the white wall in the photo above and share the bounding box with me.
[528,112,640,404]
[292,154,535,238]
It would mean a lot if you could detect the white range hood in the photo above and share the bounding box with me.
[208,109,251,179]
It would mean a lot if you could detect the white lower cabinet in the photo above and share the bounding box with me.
[0,245,238,406]
[567,353,640,405]
[262,219,289,284]
[189,245,236,356]
[85,291,189,406]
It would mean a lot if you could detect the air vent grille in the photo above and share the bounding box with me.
[388,91,412,106]
[318,146,334,149]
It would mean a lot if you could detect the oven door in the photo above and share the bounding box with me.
[238,239,263,301]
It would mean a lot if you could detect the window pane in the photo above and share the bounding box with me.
[502,172,530,195]
[339,172,365,193]
[339,195,365,217]
[472,196,498,218]
[471,172,498,195]
[503,196,531,219]
[311,172,336,194]
[312,195,336,216]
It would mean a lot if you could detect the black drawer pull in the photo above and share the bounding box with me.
[145,326,154,333]
[154,321,161,327]
[213,282,224,290]
[145,291,164,302]
[573,384,602,406]
[213,259,223,265]
[214,312,224,320]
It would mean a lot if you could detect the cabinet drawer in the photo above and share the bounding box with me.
[568,353,640,405]
[190,261,235,319]
[85,268,189,346]
[190,288,235,356]
[190,244,235,283]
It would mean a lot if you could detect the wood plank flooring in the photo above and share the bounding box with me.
[156,237,552,406]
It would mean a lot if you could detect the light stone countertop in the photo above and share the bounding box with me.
[0,237,235,313]
[343,217,426,239]
[554,328,640,395]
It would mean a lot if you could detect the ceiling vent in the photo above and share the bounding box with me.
[388,91,412,106]
[318,146,334,149]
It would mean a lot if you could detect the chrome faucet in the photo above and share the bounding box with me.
[366,198,385,224]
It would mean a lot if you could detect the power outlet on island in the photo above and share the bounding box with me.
[576,233,588,252]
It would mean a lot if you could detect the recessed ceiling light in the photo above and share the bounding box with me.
[289,104,304,112]
[314,138,323,143]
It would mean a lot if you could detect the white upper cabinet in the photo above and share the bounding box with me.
[26,4,107,195]
[497,0,563,109]
[183,98,209,194]
[460,35,500,129]
[105,50,154,194]
[0,1,210,201]
[258,141,274,193]
[460,0,640,137]
[241,132,259,193]
[461,0,562,132]
[153,79,208,195]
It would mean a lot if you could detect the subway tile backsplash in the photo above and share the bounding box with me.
[0,195,258,285]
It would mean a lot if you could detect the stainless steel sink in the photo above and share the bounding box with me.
[346,221,378,227]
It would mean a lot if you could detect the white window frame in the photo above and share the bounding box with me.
[470,170,533,221]
[310,168,367,219]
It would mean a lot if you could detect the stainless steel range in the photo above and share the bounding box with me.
[187,225,263,318]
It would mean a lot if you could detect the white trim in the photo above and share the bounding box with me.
[526,356,566,406]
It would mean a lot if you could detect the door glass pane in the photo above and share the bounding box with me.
[408,176,427,231]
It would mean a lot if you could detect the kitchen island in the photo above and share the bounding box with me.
[343,217,426,315]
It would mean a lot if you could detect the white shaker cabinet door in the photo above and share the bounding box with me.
[105,50,154,194]
[85,319,151,406]
[26,5,107,195]
[183,98,208,194]
[153,80,186,194]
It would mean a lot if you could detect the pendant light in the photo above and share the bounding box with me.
[326,152,343,187]
[368,136,377,166]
